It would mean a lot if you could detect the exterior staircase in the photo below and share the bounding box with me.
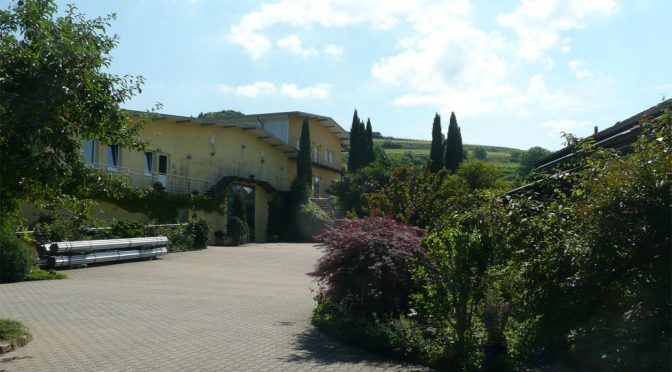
[204,176,237,198]
[310,197,336,219]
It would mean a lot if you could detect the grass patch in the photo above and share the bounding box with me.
[24,267,67,281]
[0,319,30,345]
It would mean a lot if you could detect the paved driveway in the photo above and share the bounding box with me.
[0,243,425,371]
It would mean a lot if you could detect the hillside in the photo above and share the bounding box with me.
[374,137,524,180]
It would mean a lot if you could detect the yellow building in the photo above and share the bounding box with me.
[82,110,349,242]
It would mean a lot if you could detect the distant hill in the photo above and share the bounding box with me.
[374,137,524,180]
[197,110,244,119]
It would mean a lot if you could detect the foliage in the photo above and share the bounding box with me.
[429,113,445,172]
[185,218,210,249]
[330,163,392,217]
[294,202,332,242]
[444,112,464,172]
[226,216,249,246]
[96,184,227,223]
[517,146,551,177]
[108,219,144,239]
[24,267,67,281]
[412,220,493,367]
[0,319,30,344]
[347,110,373,172]
[196,109,243,119]
[473,147,487,160]
[144,224,192,252]
[455,159,501,191]
[312,298,446,367]
[0,0,147,221]
[365,118,375,165]
[0,227,32,283]
[309,217,426,320]
[297,118,313,186]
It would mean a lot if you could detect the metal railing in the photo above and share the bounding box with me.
[88,161,292,194]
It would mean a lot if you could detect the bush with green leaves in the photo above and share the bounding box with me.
[295,202,332,242]
[330,164,392,217]
[227,216,249,246]
[108,219,145,238]
[186,218,210,249]
[0,228,32,283]
[144,224,192,252]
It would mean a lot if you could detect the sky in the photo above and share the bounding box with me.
[12,0,672,150]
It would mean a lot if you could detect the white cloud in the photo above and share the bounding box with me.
[497,0,618,60]
[277,35,318,56]
[218,82,277,97]
[323,44,344,57]
[280,83,330,99]
[371,1,515,117]
[568,59,593,79]
[218,82,330,99]
[228,0,424,58]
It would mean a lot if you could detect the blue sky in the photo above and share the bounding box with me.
[20,0,672,150]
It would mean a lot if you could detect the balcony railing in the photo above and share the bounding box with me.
[87,161,292,195]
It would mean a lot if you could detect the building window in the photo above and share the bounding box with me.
[144,151,154,176]
[83,139,96,165]
[296,139,300,150]
[107,145,120,171]
[328,150,334,164]
[323,149,328,163]
[313,145,318,162]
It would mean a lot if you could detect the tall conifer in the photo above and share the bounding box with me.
[297,118,312,185]
[365,118,374,165]
[429,113,444,172]
[348,110,361,172]
[444,111,464,172]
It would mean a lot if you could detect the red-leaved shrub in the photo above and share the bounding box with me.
[309,217,426,320]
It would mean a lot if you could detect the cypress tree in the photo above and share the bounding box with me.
[444,111,464,173]
[365,118,374,165]
[429,113,444,172]
[297,118,312,186]
[348,110,361,172]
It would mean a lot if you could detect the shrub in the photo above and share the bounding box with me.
[456,159,500,191]
[144,224,192,252]
[309,217,426,320]
[108,219,145,238]
[0,228,32,283]
[186,218,210,249]
[227,216,249,246]
[295,202,332,242]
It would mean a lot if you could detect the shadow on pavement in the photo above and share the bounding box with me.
[283,327,429,371]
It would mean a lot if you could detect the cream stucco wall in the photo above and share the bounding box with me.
[85,113,345,240]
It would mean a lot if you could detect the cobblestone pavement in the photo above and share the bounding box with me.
[0,243,428,371]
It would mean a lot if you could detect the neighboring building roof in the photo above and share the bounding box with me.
[125,110,350,155]
[534,99,672,173]
[507,99,671,196]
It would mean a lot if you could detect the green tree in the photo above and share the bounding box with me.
[347,110,362,172]
[456,159,500,191]
[429,113,444,172]
[518,146,551,177]
[197,109,244,119]
[297,118,312,186]
[473,147,487,160]
[0,0,147,222]
[444,112,463,172]
[365,118,374,166]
